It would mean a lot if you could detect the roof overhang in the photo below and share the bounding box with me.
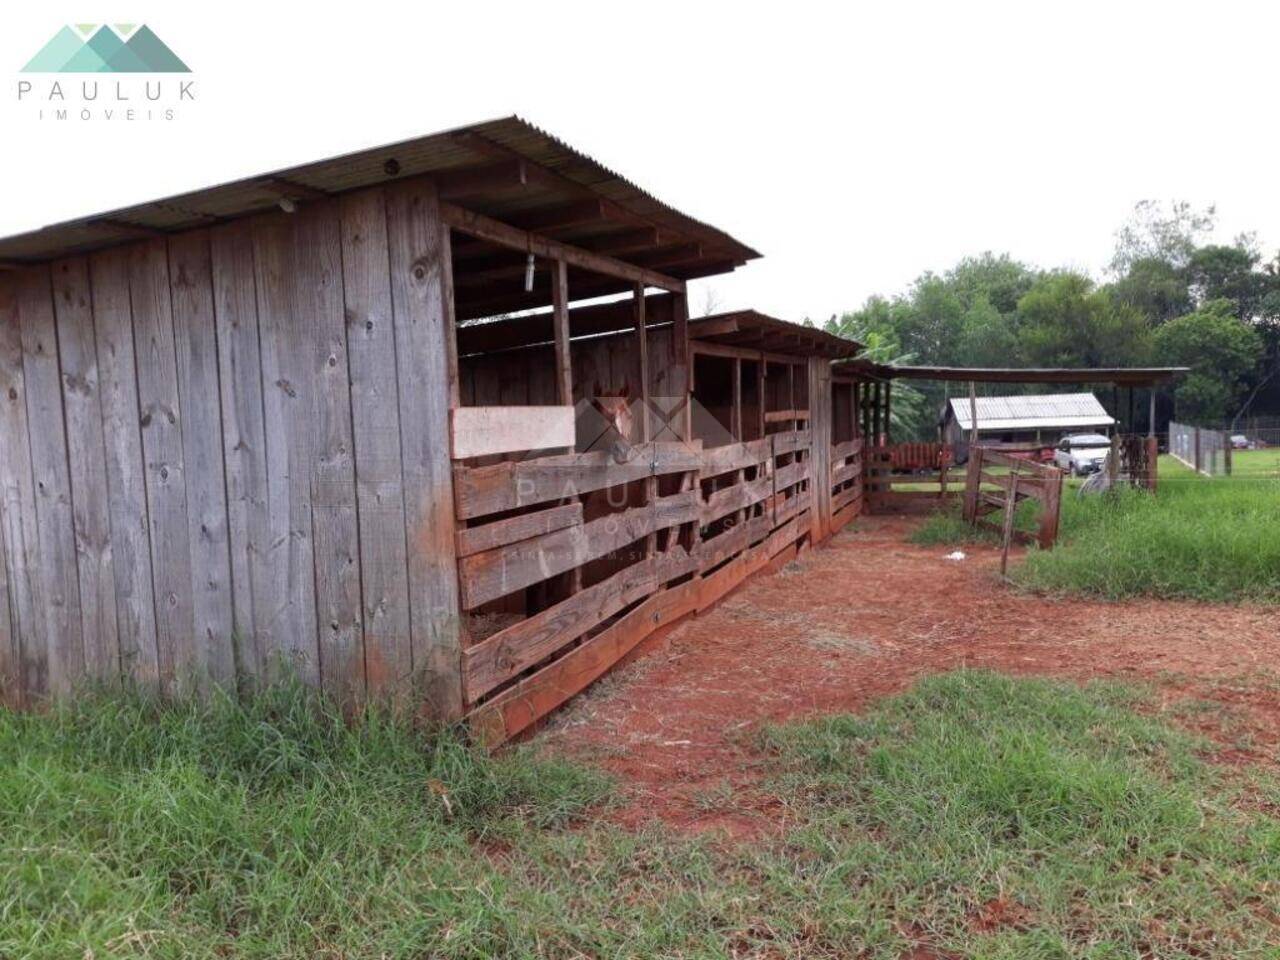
[834,363,1189,387]
[0,115,761,321]
[690,310,860,360]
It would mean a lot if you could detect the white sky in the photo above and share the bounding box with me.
[3,0,1277,323]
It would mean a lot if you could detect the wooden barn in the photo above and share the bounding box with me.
[0,116,864,740]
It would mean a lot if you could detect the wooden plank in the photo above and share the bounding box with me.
[455,501,582,558]
[775,489,812,527]
[831,437,864,461]
[765,408,808,424]
[50,257,119,682]
[0,272,45,703]
[17,266,85,697]
[209,222,269,681]
[385,177,465,721]
[294,201,364,710]
[168,232,236,688]
[338,188,413,701]
[89,249,159,687]
[454,441,702,520]
[774,459,810,493]
[831,460,861,486]
[698,438,772,478]
[251,213,321,685]
[831,496,860,533]
[697,511,772,571]
[0,506,12,706]
[471,578,699,746]
[441,201,685,294]
[450,405,576,459]
[701,473,772,525]
[463,543,698,701]
[459,488,699,609]
[128,239,194,692]
[697,515,801,613]
[772,429,812,456]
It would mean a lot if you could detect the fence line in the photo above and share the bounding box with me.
[1168,421,1231,477]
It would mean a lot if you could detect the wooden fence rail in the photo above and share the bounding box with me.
[458,426,828,745]
[961,446,1064,549]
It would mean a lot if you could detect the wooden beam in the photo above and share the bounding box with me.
[450,405,576,459]
[440,224,462,409]
[441,203,685,293]
[456,292,674,356]
[84,218,166,240]
[436,160,527,200]
[629,243,702,269]
[510,199,608,232]
[552,261,572,405]
[255,176,330,202]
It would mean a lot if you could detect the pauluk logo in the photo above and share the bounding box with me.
[16,23,196,121]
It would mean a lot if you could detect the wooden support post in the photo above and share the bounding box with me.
[551,260,572,406]
[636,283,658,557]
[672,291,690,444]
[962,445,983,523]
[1224,431,1233,477]
[757,354,766,439]
[967,380,978,452]
[1147,389,1155,438]
[883,380,892,446]
[1000,466,1021,577]
[1194,426,1202,476]
[731,358,742,441]
[441,226,462,409]
[1109,434,1120,487]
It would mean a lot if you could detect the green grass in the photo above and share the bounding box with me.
[4,674,1280,957]
[1015,457,1280,602]
[910,456,1280,603]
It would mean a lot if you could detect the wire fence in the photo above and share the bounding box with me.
[1168,421,1230,476]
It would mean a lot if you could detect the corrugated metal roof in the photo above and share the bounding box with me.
[0,115,761,279]
[949,393,1115,431]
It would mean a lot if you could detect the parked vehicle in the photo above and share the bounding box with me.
[1053,433,1111,476]
[1231,434,1252,449]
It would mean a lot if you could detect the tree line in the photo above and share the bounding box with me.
[823,202,1280,440]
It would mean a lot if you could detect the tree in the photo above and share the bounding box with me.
[1152,299,1264,423]
[1109,199,1215,275]
[1015,272,1152,368]
[1185,244,1268,318]
[1109,256,1192,324]
[826,310,929,440]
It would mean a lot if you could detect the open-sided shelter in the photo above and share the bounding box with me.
[0,116,862,740]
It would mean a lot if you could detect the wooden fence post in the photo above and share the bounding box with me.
[962,445,983,523]
[1194,427,1201,475]
[1224,431,1233,477]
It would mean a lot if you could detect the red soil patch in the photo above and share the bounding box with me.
[540,515,1280,834]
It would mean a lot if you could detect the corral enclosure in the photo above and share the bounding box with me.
[0,117,866,737]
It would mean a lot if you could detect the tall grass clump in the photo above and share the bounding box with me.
[1016,475,1280,602]
[0,680,609,959]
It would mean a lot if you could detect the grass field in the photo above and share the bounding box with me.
[911,455,1280,603]
[3,673,1279,958]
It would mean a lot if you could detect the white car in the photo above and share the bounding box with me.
[1053,433,1111,476]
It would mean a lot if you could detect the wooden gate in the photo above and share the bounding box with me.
[961,446,1064,549]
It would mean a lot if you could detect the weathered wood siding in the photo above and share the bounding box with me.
[0,184,462,716]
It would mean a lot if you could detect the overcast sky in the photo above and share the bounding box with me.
[3,1,1277,322]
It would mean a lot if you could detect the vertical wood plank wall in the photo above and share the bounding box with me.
[0,182,461,715]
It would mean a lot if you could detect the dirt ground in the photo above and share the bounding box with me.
[541,515,1280,836]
